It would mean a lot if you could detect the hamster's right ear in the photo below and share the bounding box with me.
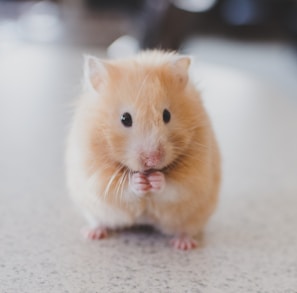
[84,55,108,93]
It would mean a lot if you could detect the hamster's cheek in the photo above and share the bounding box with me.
[123,147,141,172]
[162,142,176,167]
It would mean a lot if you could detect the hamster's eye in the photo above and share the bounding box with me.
[121,112,133,127]
[163,109,171,124]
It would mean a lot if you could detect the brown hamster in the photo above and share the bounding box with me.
[65,50,221,250]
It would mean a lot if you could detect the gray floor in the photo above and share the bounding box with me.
[1,38,297,292]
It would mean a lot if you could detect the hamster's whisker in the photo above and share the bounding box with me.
[104,165,123,200]
[174,150,207,164]
[165,147,208,172]
[114,173,120,203]
[119,169,129,202]
[172,140,209,152]
[111,162,130,203]
[190,141,209,149]
[115,168,126,203]
[117,172,124,203]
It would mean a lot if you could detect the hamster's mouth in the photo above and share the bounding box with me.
[121,157,179,174]
[122,157,180,174]
[142,168,163,175]
[127,168,163,174]
[126,165,172,175]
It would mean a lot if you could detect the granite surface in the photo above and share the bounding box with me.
[1,43,297,293]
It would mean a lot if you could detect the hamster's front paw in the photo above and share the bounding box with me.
[147,171,166,193]
[130,172,151,196]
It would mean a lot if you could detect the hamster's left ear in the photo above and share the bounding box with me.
[84,55,108,93]
[170,55,192,87]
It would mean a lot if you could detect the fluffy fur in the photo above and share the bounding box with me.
[65,50,221,250]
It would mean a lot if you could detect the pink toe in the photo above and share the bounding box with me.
[170,236,197,251]
[82,227,108,240]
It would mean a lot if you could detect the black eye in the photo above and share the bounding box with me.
[163,109,171,124]
[121,112,133,127]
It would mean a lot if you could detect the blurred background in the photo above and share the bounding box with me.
[1,0,297,95]
[0,0,296,114]
[1,0,297,48]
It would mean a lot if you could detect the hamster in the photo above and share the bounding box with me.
[65,50,221,250]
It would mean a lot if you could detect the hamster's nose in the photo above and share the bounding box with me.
[141,149,164,169]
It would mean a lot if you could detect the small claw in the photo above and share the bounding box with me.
[82,227,108,240]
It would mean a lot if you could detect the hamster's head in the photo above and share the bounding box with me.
[84,51,204,173]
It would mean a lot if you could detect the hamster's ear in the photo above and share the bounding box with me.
[170,55,192,87]
[84,55,108,93]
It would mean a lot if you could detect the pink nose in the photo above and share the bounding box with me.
[141,150,163,168]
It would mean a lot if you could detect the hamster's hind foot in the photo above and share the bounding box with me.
[170,235,197,251]
[82,227,108,240]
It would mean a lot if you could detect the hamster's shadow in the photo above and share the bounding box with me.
[114,225,166,242]
[120,224,156,234]
[107,225,204,249]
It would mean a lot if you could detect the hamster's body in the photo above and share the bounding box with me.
[66,50,220,250]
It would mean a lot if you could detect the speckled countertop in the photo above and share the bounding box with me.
[1,43,297,293]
